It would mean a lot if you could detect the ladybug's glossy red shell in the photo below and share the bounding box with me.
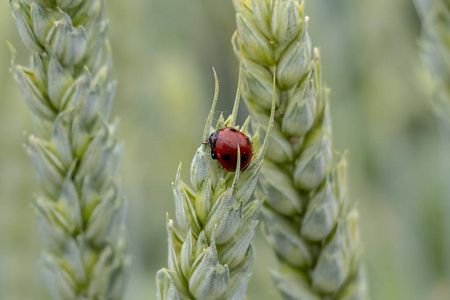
[207,127,253,172]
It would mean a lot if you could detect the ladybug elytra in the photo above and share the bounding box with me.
[207,127,253,172]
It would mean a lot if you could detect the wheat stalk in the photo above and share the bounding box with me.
[231,0,368,298]
[156,68,275,300]
[9,0,130,298]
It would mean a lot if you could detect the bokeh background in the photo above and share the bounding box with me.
[0,0,448,299]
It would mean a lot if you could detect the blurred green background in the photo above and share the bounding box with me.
[0,0,448,299]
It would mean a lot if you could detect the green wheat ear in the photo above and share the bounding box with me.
[415,0,450,128]
[415,0,450,282]
[415,0,450,129]
[9,0,130,298]
[156,67,276,300]
[231,0,369,298]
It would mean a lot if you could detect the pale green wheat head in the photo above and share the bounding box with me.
[156,69,275,300]
[415,0,450,128]
[231,0,368,298]
[9,0,130,298]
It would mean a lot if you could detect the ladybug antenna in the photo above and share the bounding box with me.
[258,66,277,160]
[230,31,244,127]
[203,68,220,141]
[231,145,241,193]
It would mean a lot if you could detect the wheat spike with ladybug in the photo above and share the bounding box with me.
[231,0,369,299]
[156,63,276,299]
[8,0,130,298]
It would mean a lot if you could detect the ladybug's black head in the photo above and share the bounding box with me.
[208,131,220,149]
[207,130,220,160]
[207,133,214,146]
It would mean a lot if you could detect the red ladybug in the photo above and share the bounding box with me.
[207,127,253,172]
